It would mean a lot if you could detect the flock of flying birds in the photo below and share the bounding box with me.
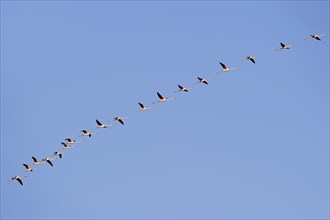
[9,33,326,186]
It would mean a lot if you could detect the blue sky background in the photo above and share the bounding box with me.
[1,1,329,219]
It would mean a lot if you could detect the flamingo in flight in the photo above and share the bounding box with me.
[277,42,293,50]
[42,157,55,167]
[305,34,326,41]
[175,84,192,93]
[217,62,238,73]
[152,92,176,104]
[136,102,153,112]
[243,56,256,64]
[32,156,44,165]
[65,138,81,145]
[79,130,95,137]
[95,119,113,129]
[60,142,74,149]
[52,151,64,159]
[23,164,33,172]
[10,176,26,186]
[113,116,128,125]
[194,77,211,85]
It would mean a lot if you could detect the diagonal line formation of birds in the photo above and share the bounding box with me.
[8,34,326,186]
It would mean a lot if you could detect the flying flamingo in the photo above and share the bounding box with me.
[32,156,44,165]
[42,157,55,167]
[277,42,293,50]
[194,77,211,85]
[23,164,33,172]
[79,130,96,137]
[175,84,192,93]
[305,34,326,41]
[60,142,74,150]
[95,119,113,129]
[112,116,128,125]
[152,92,176,104]
[242,56,257,64]
[52,151,65,159]
[9,176,26,186]
[216,62,238,73]
[136,102,153,112]
[65,138,81,145]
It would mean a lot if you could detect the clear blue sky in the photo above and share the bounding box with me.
[1,1,329,219]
